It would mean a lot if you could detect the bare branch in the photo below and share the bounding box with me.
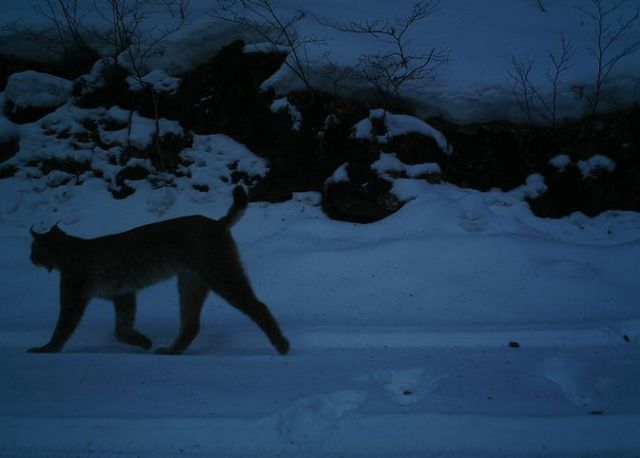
[537,0,547,13]
[320,1,446,111]
[509,57,535,125]
[317,56,358,97]
[576,0,640,114]
[29,0,99,61]
[509,34,574,125]
[213,0,318,92]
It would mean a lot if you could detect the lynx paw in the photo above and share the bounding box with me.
[130,334,152,350]
[154,347,180,355]
[27,345,59,353]
[139,337,153,350]
[115,330,152,350]
[276,337,290,355]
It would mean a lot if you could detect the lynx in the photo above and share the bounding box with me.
[28,186,290,355]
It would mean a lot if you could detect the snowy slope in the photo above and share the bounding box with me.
[2,0,640,123]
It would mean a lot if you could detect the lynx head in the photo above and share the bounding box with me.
[30,224,67,272]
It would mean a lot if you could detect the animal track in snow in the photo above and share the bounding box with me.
[457,194,490,233]
[276,390,367,443]
[542,354,639,409]
[364,368,442,406]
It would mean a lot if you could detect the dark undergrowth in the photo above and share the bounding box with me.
[1,42,639,222]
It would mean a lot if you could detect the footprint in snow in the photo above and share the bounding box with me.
[542,354,639,409]
[457,194,490,233]
[364,368,441,406]
[276,390,367,443]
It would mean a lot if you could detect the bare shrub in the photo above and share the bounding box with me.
[14,0,190,170]
[213,0,320,92]
[576,0,640,114]
[322,1,447,112]
[316,57,358,98]
[509,34,574,125]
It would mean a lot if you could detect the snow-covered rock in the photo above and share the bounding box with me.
[372,152,441,179]
[270,97,302,131]
[352,109,451,154]
[126,70,182,94]
[4,71,72,122]
[75,58,117,96]
[577,155,616,178]
[326,162,349,185]
[549,154,572,171]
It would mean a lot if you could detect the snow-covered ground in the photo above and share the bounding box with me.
[1,0,640,456]
[1,134,640,455]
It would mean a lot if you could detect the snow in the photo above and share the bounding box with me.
[352,109,451,154]
[506,173,548,200]
[2,0,639,123]
[101,112,184,150]
[372,152,441,179]
[75,58,115,95]
[126,70,182,94]
[270,97,302,131]
[1,127,640,455]
[1,1,640,456]
[326,162,349,184]
[577,154,616,178]
[549,153,572,171]
[178,134,269,197]
[4,70,72,110]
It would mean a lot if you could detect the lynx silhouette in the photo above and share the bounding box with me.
[28,186,290,355]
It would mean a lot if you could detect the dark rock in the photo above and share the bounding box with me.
[0,137,19,163]
[0,164,16,179]
[117,165,150,182]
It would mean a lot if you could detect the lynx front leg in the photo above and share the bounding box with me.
[113,293,152,350]
[155,271,209,355]
[28,276,88,353]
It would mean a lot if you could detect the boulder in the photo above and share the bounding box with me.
[4,70,72,123]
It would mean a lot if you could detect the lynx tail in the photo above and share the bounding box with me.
[220,186,248,227]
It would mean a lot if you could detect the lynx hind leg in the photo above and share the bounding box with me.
[209,263,290,355]
[239,298,290,355]
[155,271,209,355]
[114,293,152,350]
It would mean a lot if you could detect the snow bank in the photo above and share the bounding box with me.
[2,0,639,123]
[100,112,184,150]
[577,155,616,178]
[352,109,451,153]
[1,134,640,455]
[126,70,182,94]
[4,71,72,110]
[372,152,441,179]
